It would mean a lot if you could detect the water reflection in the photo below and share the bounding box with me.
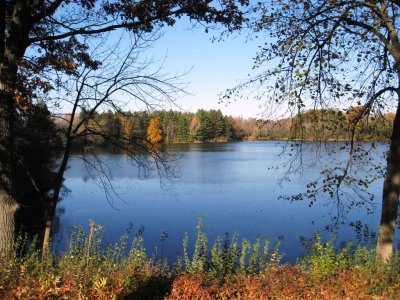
[53,142,394,263]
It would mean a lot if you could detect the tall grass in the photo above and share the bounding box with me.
[1,219,399,299]
[177,217,283,278]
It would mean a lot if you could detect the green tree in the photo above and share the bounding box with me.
[223,116,234,140]
[101,110,123,146]
[232,0,400,261]
[0,0,248,251]
[175,112,193,142]
[209,109,226,139]
[195,109,227,142]
[195,109,212,141]
[158,110,176,143]
[130,111,151,142]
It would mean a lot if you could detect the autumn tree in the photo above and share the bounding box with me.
[147,116,164,144]
[229,0,400,261]
[0,0,249,251]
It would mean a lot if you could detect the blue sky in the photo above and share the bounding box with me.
[144,19,263,118]
[56,18,265,118]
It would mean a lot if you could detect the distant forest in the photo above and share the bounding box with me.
[55,107,394,147]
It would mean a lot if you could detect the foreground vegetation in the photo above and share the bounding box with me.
[1,221,399,299]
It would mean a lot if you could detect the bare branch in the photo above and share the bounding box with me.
[31,0,64,24]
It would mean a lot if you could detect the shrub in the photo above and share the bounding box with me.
[1,221,399,299]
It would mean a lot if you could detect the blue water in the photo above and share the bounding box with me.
[53,141,391,263]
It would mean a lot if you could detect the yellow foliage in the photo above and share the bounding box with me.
[147,116,163,144]
[50,57,77,71]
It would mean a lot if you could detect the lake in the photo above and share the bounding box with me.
[53,141,394,263]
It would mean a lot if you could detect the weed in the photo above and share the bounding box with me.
[1,220,400,299]
[299,232,354,278]
[178,218,284,281]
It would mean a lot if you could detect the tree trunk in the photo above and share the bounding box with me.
[0,195,19,250]
[0,68,18,251]
[0,0,31,251]
[376,91,400,262]
[42,167,65,256]
[42,124,75,255]
[42,196,56,256]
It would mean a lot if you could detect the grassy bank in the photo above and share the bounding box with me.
[1,221,399,299]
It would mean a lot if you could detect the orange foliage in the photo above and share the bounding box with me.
[49,57,77,73]
[167,265,394,300]
[2,263,399,299]
[147,116,163,144]
[15,94,32,111]
[346,105,366,124]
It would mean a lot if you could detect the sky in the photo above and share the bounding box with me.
[53,17,266,119]
[139,19,263,119]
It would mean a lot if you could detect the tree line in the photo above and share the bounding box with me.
[57,109,255,146]
[55,107,395,148]
[266,108,395,142]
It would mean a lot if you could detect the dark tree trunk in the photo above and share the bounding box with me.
[0,197,18,250]
[0,0,31,251]
[376,90,400,261]
[42,104,77,255]
[0,66,18,251]
[42,167,65,255]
